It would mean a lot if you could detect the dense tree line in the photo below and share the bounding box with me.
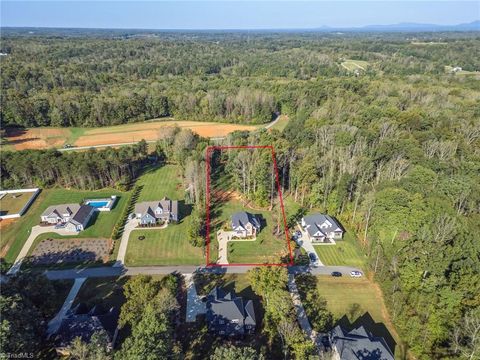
[1,32,478,127]
[0,141,148,190]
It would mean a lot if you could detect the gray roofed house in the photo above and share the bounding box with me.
[206,287,256,336]
[65,205,95,232]
[329,324,394,360]
[134,197,179,225]
[301,213,344,243]
[231,211,261,238]
[53,304,119,356]
[40,203,95,232]
[41,204,81,224]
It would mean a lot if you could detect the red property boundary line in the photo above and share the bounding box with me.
[205,145,294,267]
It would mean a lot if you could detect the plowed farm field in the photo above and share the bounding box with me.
[4,120,259,150]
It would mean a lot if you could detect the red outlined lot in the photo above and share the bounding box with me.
[205,145,293,267]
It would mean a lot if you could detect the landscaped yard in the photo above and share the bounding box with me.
[313,232,367,268]
[136,164,184,202]
[1,188,130,264]
[125,217,204,266]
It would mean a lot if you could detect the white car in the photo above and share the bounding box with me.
[350,270,362,278]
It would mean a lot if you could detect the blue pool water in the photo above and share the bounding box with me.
[87,201,109,208]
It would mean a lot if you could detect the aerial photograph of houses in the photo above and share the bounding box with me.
[1,1,479,359]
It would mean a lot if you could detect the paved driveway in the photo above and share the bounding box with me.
[295,224,323,267]
[184,273,206,322]
[114,217,138,267]
[47,277,87,336]
[288,274,323,352]
[7,225,80,275]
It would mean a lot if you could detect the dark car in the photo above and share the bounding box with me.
[331,271,342,277]
[308,253,317,262]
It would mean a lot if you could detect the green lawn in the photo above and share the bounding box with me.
[125,216,204,266]
[136,164,184,202]
[314,232,366,268]
[315,276,401,355]
[1,188,130,264]
[0,191,37,215]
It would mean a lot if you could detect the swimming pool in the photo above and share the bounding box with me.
[84,196,117,211]
[87,201,109,208]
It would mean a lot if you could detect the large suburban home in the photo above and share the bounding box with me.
[231,211,261,238]
[41,204,95,232]
[206,287,256,337]
[301,213,344,243]
[53,303,119,356]
[329,324,394,360]
[134,197,179,225]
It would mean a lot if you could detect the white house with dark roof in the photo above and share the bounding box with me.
[134,197,179,225]
[41,204,95,232]
[301,213,344,243]
[231,211,261,238]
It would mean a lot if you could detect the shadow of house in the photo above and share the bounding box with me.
[331,312,396,360]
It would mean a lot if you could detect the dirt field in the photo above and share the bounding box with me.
[4,120,259,150]
[5,127,70,150]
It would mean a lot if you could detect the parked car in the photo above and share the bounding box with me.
[331,271,342,277]
[295,231,302,238]
[308,253,317,262]
[350,270,362,278]
[63,143,73,148]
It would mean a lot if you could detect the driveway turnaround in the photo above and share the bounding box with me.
[47,277,87,336]
[287,274,323,353]
[184,273,206,322]
[7,225,80,275]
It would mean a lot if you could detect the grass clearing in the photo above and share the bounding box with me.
[341,59,370,72]
[1,188,130,264]
[136,164,184,201]
[314,232,366,268]
[0,191,37,216]
[268,115,289,132]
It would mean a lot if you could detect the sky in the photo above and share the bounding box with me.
[1,1,479,30]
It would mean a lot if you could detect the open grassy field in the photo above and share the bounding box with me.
[444,65,480,76]
[341,59,370,72]
[136,164,184,202]
[1,188,130,264]
[4,119,260,150]
[314,232,367,268]
[125,216,205,266]
[0,191,37,216]
[268,115,289,132]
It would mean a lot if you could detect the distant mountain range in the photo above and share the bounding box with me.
[316,20,480,32]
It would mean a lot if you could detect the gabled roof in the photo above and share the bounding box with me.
[206,287,256,327]
[331,325,394,360]
[231,211,261,230]
[69,205,94,226]
[303,213,342,237]
[134,197,179,218]
[42,204,80,218]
